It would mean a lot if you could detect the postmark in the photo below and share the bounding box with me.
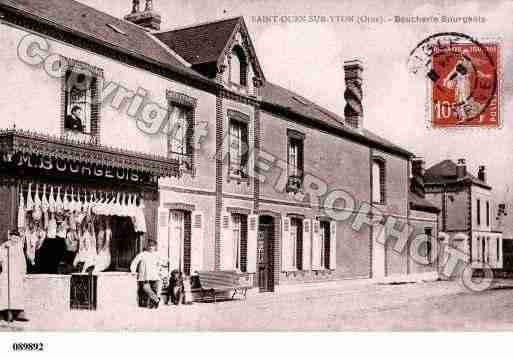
[408,32,501,128]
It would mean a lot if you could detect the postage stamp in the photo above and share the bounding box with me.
[408,33,502,128]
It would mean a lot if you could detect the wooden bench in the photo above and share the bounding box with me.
[191,270,251,303]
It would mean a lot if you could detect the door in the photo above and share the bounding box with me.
[257,216,274,292]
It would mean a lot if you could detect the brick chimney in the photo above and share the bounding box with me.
[124,0,162,31]
[478,165,486,182]
[456,158,467,179]
[411,157,425,196]
[344,59,364,129]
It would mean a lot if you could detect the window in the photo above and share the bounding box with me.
[320,221,331,269]
[424,228,433,263]
[477,199,481,225]
[287,131,304,193]
[170,210,192,276]
[230,46,248,87]
[372,158,386,204]
[486,201,490,227]
[482,237,486,263]
[487,237,490,263]
[63,65,101,143]
[290,218,303,270]
[232,213,248,272]
[497,239,500,263]
[229,119,249,179]
[167,105,194,171]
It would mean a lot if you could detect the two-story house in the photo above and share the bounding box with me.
[424,159,503,277]
[0,0,439,310]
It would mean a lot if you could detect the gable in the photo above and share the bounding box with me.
[155,17,265,81]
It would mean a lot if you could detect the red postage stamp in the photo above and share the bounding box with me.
[408,33,501,128]
[431,42,500,128]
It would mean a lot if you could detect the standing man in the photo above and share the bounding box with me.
[130,240,164,309]
[0,229,29,322]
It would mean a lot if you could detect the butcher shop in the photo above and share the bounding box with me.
[0,129,178,311]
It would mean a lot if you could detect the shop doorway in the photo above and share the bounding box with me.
[257,215,274,292]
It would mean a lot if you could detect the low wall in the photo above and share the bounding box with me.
[24,272,138,314]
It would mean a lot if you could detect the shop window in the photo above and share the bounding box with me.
[21,184,141,275]
[63,63,102,144]
[230,45,248,87]
[320,221,331,269]
[229,118,249,179]
[372,158,386,204]
[168,105,194,172]
[290,217,303,270]
[232,213,248,272]
[287,130,304,193]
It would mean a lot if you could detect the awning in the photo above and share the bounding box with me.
[0,128,179,178]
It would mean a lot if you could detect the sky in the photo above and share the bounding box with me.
[78,0,513,204]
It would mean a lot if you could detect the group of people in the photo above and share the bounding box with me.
[129,240,193,309]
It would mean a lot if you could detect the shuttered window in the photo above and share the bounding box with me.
[290,218,303,270]
[229,119,249,178]
[320,221,331,269]
[477,199,481,225]
[168,106,194,172]
[486,201,490,227]
[232,213,248,272]
[170,210,192,275]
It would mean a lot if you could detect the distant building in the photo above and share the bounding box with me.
[424,159,503,276]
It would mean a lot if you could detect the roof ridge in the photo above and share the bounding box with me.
[155,15,242,34]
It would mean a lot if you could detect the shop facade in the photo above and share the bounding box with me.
[0,129,178,311]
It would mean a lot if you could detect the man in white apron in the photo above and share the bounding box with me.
[0,229,29,322]
[130,240,164,309]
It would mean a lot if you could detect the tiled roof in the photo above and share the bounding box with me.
[0,0,213,84]
[425,159,491,189]
[155,17,241,65]
[261,82,413,157]
[409,191,440,213]
[1,0,413,158]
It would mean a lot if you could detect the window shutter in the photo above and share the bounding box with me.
[190,211,204,273]
[168,211,181,272]
[247,215,258,273]
[329,221,337,270]
[157,208,169,265]
[311,220,321,270]
[498,237,503,268]
[221,212,234,269]
[302,219,311,270]
[281,217,291,271]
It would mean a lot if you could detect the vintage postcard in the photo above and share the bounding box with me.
[0,0,512,355]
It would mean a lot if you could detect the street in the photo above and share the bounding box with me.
[2,280,513,331]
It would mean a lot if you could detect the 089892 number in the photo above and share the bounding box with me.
[12,343,44,351]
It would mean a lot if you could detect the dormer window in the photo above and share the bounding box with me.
[230,45,248,87]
